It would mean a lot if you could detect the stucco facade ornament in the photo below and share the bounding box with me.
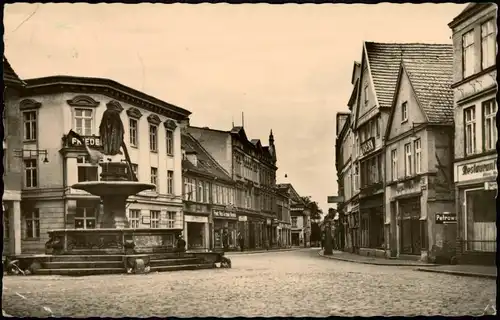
[20,98,42,110]
[66,95,100,108]
[147,114,162,125]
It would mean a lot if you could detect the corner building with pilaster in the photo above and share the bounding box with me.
[12,75,191,254]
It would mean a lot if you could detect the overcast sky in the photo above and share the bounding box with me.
[4,3,467,214]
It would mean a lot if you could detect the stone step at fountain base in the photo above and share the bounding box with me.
[150,263,215,273]
[48,255,124,262]
[36,267,124,276]
[149,257,202,267]
[43,260,124,269]
[28,253,217,276]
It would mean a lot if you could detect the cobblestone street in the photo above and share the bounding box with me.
[2,249,496,317]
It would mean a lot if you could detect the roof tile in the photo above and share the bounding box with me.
[181,133,232,182]
[365,42,454,114]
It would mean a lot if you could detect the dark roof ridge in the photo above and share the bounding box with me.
[24,75,191,118]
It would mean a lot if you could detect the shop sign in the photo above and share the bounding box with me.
[484,181,498,190]
[327,196,344,203]
[185,215,208,223]
[67,135,102,148]
[238,215,247,222]
[456,158,497,182]
[360,137,375,155]
[213,210,237,219]
[142,216,151,224]
[435,212,457,224]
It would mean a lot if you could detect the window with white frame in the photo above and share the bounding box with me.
[204,182,210,203]
[197,180,203,202]
[391,149,398,181]
[23,111,37,141]
[414,139,422,174]
[222,186,226,204]
[75,206,96,229]
[74,108,93,136]
[483,99,497,151]
[150,210,160,228]
[149,125,158,152]
[166,211,176,229]
[404,143,412,176]
[462,30,475,78]
[167,170,174,195]
[129,209,140,228]
[464,106,476,155]
[481,19,496,70]
[401,101,408,122]
[129,118,138,147]
[191,179,197,201]
[24,159,38,188]
[353,163,359,191]
[166,129,174,156]
[25,209,40,239]
[77,156,99,182]
[151,167,158,190]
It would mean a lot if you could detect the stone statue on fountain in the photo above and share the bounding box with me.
[69,100,154,229]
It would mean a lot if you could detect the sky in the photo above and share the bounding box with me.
[4,3,467,214]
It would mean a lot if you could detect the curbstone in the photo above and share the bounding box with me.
[415,267,497,280]
[318,250,437,267]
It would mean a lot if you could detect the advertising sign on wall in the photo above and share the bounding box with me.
[456,157,497,182]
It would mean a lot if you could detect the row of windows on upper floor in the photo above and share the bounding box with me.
[234,152,275,186]
[461,18,496,79]
[20,155,176,195]
[21,107,176,156]
[346,137,423,196]
[3,207,180,239]
[183,176,275,211]
[339,94,497,171]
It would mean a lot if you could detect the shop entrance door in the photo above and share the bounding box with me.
[249,222,255,249]
[399,198,421,255]
[187,222,204,250]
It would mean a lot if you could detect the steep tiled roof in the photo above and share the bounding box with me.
[181,133,232,182]
[3,57,25,86]
[365,42,454,110]
[402,49,454,123]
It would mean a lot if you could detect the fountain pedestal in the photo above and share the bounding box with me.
[72,162,155,229]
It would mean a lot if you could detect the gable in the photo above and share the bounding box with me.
[386,66,427,142]
[354,49,378,129]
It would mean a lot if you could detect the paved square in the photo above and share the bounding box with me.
[2,249,496,317]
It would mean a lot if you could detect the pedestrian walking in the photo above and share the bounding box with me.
[176,234,186,255]
[222,230,229,252]
[237,232,244,252]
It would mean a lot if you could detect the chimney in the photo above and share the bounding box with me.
[186,151,198,166]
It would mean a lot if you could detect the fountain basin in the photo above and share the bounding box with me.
[72,181,156,197]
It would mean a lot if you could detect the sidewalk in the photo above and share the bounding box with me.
[225,247,300,255]
[318,249,436,267]
[415,264,497,279]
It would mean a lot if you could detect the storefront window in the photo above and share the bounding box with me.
[465,189,496,252]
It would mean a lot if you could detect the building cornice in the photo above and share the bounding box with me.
[451,65,497,89]
[22,76,191,121]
